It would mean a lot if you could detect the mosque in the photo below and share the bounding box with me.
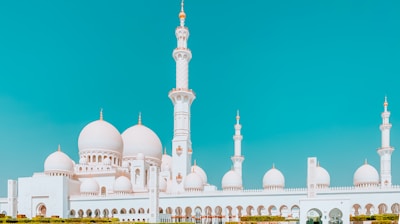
[0,2,399,224]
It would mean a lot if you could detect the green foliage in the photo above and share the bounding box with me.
[351,214,399,222]
[240,215,286,222]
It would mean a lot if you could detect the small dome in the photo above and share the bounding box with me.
[44,149,74,175]
[161,154,173,172]
[159,177,167,192]
[184,172,204,191]
[191,164,207,185]
[316,165,330,188]
[222,170,242,191]
[113,176,132,193]
[263,166,285,189]
[80,178,99,194]
[78,118,123,155]
[121,124,162,165]
[354,161,379,186]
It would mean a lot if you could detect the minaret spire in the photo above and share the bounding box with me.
[377,96,394,187]
[231,110,244,177]
[179,0,186,27]
[169,0,195,193]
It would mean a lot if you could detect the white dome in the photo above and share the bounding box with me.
[191,164,207,185]
[161,154,173,172]
[184,172,204,191]
[113,176,132,193]
[263,166,284,189]
[80,178,99,194]
[354,161,379,186]
[121,124,162,164]
[222,170,242,190]
[316,165,330,187]
[159,177,167,192]
[44,149,74,175]
[78,119,123,155]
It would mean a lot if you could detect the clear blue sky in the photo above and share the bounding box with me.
[0,0,400,196]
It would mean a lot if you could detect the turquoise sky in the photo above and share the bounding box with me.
[0,0,400,196]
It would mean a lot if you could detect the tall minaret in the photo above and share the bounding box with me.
[231,111,244,177]
[377,96,394,187]
[169,0,195,193]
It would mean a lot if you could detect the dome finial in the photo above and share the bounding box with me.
[100,108,104,121]
[138,112,142,125]
[384,95,388,111]
[364,158,368,165]
[236,110,240,124]
[178,0,186,26]
[57,144,61,152]
[164,147,167,155]
[272,163,275,169]
[194,159,197,167]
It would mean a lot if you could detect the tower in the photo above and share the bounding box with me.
[377,96,394,187]
[231,111,244,177]
[169,0,195,193]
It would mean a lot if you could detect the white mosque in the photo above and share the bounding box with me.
[0,2,399,224]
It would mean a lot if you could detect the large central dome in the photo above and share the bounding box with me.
[121,123,162,164]
[78,118,123,155]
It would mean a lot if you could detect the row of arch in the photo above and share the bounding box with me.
[69,203,400,219]
[352,203,400,215]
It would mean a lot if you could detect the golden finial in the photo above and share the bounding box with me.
[138,112,142,125]
[194,159,197,167]
[384,96,388,107]
[100,108,103,121]
[57,144,61,152]
[236,110,240,122]
[179,0,186,20]
[164,147,167,155]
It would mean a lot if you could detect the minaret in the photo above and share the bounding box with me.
[169,0,195,193]
[377,96,394,187]
[231,111,244,177]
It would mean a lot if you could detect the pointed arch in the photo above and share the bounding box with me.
[246,206,254,216]
[120,208,126,214]
[94,209,101,218]
[86,209,92,217]
[166,207,173,214]
[391,203,400,214]
[365,204,375,215]
[280,205,289,217]
[291,205,300,219]
[236,206,243,218]
[378,203,387,214]
[129,208,135,214]
[185,207,192,221]
[78,209,84,218]
[257,205,265,216]
[352,204,361,216]
[268,205,278,216]
[111,208,118,215]
[103,209,109,218]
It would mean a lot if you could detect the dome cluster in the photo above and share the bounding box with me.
[77,113,163,167]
